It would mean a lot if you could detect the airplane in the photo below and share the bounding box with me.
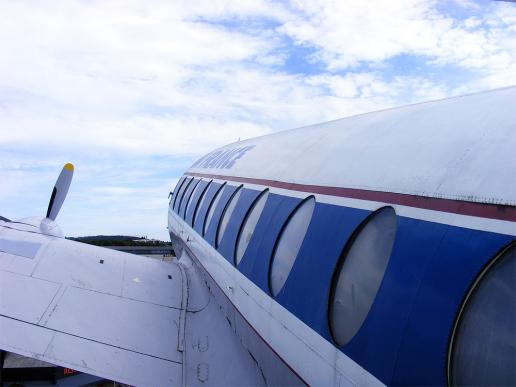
[0,86,514,386]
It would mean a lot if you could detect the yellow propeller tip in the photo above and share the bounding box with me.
[64,163,74,171]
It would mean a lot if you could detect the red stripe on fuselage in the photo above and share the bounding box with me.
[186,172,515,222]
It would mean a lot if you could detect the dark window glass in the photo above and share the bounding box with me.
[329,207,396,346]
[449,243,515,387]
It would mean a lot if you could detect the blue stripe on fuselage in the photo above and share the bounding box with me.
[171,182,514,386]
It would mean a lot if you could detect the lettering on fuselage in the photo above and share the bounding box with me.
[191,145,255,170]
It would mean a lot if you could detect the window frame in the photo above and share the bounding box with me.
[171,176,187,209]
[327,206,397,347]
[192,180,212,227]
[216,184,243,249]
[446,241,516,386]
[234,189,269,266]
[181,178,201,219]
[202,182,227,237]
[268,195,316,297]
[174,177,193,212]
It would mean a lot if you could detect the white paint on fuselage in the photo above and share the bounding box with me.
[189,87,516,207]
[187,178,516,236]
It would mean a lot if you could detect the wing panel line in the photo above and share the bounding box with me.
[0,313,182,364]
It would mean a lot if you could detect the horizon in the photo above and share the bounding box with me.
[1,0,515,240]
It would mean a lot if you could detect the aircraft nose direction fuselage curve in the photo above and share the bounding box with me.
[168,86,516,386]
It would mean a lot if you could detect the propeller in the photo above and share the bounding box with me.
[46,163,74,221]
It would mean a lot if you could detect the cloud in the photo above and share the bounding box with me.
[0,0,514,239]
[278,0,516,80]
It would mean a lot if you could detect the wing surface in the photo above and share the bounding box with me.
[0,219,184,385]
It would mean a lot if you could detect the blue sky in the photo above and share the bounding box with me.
[0,0,515,240]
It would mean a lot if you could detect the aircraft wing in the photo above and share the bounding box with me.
[0,218,184,386]
[1,163,384,386]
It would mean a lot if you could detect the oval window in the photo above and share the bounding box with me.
[192,181,212,227]
[448,242,515,386]
[329,206,397,346]
[269,197,315,297]
[235,189,269,265]
[172,177,187,209]
[185,179,203,221]
[217,186,243,248]
[181,179,201,219]
[174,177,193,212]
[203,183,226,236]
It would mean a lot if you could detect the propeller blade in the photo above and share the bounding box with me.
[46,163,74,220]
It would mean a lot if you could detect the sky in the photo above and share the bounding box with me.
[0,0,515,240]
